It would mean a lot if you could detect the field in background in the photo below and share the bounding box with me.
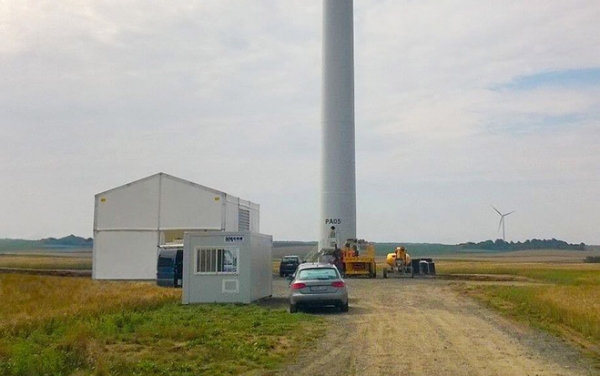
[438,259,600,361]
[0,274,322,375]
[437,248,600,263]
[273,243,600,261]
[3,244,598,269]
[271,243,460,259]
[0,253,92,270]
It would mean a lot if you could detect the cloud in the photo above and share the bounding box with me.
[1,0,599,243]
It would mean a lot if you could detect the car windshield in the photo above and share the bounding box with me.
[282,257,299,263]
[297,268,339,281]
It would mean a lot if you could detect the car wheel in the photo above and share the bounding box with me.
[340,302,349,312]
[289,303,298,314]
[279,272,284,277]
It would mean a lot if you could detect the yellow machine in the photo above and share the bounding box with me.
[386,246,411,267]
[341,239,377,278]
[383,246,436,278]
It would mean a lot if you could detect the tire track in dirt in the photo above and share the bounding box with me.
[274,278,596,376]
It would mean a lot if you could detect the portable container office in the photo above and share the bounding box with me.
[93,173,260,280]
[182,231,272,304]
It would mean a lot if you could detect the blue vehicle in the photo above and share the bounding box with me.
[157,245,183,287]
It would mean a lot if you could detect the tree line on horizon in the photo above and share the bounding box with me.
[459,238,586,251]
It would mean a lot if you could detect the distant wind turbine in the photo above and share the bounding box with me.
[491,205,515,241]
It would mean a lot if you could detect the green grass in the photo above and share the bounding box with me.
[0,275,323,375]
[0,304,322,376]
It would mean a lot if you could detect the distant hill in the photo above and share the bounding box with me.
[0,235,93,251]
[40,235,93,249]
[0,238,40,251]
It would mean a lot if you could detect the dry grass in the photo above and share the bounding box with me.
[0,254,92,270]
[438,260,600,271]
[438,261,600,285]
[538,285,600,339]
[0,274,180,334]
[445,260,600,359]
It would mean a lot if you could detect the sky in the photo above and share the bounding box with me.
[1,0,599,244]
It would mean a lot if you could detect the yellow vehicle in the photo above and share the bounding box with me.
[340,239,377,278]
[383,246,435,278]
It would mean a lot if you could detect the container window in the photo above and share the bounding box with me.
[195,247,239,274]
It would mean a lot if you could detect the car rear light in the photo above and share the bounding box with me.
[291,282,307,290]
[331,281,345,288]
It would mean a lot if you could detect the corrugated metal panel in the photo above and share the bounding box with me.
[238,208,250,231]
[224,195,239,231]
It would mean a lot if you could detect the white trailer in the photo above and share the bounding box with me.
[93,173,259,280]
[182,231,272,304]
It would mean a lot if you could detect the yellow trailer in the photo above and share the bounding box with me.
[341,239,377,278]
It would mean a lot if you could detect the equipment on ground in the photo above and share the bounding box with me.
[340,239,377,278]
[383,246,435,278]
[308,238,376,278]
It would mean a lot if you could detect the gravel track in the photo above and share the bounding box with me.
[271,278,596,376]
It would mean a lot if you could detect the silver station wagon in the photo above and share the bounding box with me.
[288,262,349,313]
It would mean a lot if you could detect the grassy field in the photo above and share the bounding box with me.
[0,275,322,375]
[438,260,600,360]
[0,253,92,270]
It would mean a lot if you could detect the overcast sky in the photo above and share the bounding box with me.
[1,0,599,244]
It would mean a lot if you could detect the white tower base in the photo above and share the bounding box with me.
[319,0,356,250]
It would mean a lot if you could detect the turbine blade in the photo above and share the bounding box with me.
[505,210,516,216]
[490,205,502,216]
[497,218,503,232]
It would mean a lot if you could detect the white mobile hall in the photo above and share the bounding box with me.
[92,172,259,280]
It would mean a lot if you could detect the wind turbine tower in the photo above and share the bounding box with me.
[319,0,356,249]
[491,205,515,241]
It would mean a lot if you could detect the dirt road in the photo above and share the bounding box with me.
[272,278,596,376]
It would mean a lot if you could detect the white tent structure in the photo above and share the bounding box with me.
[93,173,259,280]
